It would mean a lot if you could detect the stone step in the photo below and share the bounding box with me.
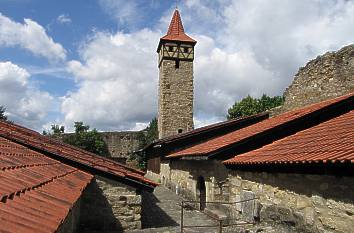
[204,208,228,221]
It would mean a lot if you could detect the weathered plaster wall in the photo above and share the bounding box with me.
[158,59,194,139]
[79,176,142,232]
[282,45,354,112]
[228,170,354,233]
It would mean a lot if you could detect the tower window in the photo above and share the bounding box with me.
[183,47,188,53]
[169,46,173,52]
[178,129,183,134]
[175,60,180,69]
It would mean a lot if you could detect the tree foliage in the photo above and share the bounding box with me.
[43,124,65,136]
[63,122,109,157]
[43,122,109,157]
[0,106,8,121]
[137,118,158,149]
[130,118,158,169]
[227,94,284,119]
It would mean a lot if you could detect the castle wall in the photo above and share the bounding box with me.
[158,59,194,138]
[100,131,141,161]
[61,131,141,162]
[159,160,229,206]
[79,176,142,232]
[228,170,354,233]
[155,159,354,233]
[282,45,354,112]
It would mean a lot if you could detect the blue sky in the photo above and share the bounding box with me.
[0,0,353,132]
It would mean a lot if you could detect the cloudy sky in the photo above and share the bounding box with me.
[0,0,353,132]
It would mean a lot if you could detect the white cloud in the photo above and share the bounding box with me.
[0,61,54,129]
[0,13,66,62]
[182,0,354,120]
[57,14,72,25]
[98,0,139,27]
[62,0,354,130]
[63,29,160,130]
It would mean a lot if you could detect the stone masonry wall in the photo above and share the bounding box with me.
[61,131,141,163]
[56,194,82,233]
[160,160,229,205]
[228,170,354,233]
[282,44,354,112]
[79,176,142,232]
[100,131,141,161]
[158,59,194,139]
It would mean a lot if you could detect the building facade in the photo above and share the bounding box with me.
[157,9,196,139]
[0,120,157,233]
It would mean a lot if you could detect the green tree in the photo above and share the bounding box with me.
[63,122,109,157]
[131,118,158,169]
[0,106,8,121]
[43,124,65,136]
[227,94,284,119]
[137,118,158,149]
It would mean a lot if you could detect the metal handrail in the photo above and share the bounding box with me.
[182,198,259,204]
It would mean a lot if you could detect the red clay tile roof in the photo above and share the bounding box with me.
[144,113,268,159]
[167,92,354,159]
[160,9,196,43]
[224,110,354,166]
[0,136,93,233]
[0,120,157,190]
[154,113,268,145]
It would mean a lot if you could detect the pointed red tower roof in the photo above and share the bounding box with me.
[160,9,196,43]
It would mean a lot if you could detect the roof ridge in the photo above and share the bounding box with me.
[1,168,80,203]
[0,121,157,190]
[1,161,59,171]
[167,92,353,159]
[223,110,354,167]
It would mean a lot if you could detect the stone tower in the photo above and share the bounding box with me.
[157,9,197,139]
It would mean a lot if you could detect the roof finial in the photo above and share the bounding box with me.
[176,0,179,9]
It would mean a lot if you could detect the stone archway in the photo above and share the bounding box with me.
[197,176,206,211]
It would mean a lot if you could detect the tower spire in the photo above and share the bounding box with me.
[156,9,196,139]
[159,9,196,43]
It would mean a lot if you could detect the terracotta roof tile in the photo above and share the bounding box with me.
[0,137,93,232]
[0,120,158,189]
[224,110,354,166]
[160,9,196,43]
[154,113,268,145]
[167,92,354,158]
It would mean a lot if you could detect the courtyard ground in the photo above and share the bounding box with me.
[129,186,220,233]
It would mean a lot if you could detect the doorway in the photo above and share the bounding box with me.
[197,176,206,210]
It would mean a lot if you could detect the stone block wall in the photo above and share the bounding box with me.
[228,170,354,233]
[79,176,142,232]
[99,131,141,161]
[282,44,354,112]
[160,160,229,205]
[56,196,81,233]
[158,59,194,138]
[61,131,141,163]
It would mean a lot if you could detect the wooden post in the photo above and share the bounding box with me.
[219,220,222,233]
